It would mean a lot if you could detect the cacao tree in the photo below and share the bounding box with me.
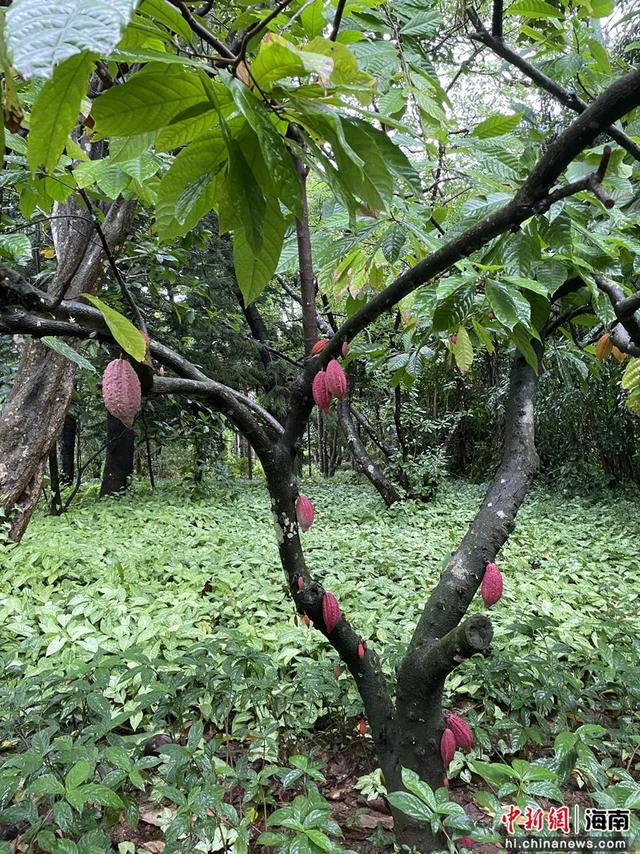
[0,1,640,850]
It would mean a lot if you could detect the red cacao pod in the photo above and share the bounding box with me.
[311,338,329,356]
[297,574,304,591]
[303,614,311,627]
[446,713,473,752]
[443,777,449,787]
[459,838,473,849]
[357,642,365,660]
[325,359,348,400]
[102,358,141,428]
[295,495,315,532]
[440,727,456,767]
[481,562,503,608]
[312,370,332,414]
[334,664,341,678]
[450,334,457,345]
[341,341,349,358]
[322,591,340,634]
[358,718,366,736]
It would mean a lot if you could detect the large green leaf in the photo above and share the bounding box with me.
[156,132,227,240]
[234,199,286,307]
[505,0,563,17]
[28,53,93,173]
[139,0,193,44]
[92,66,210,137]
[472,113,524,139]
[82,295,146,362]
[452,326,474,373]
[223,76,302,218]
[485,280,531,330]
[217,121,266,254]
[251,34,333,91]
[5,0,137,79]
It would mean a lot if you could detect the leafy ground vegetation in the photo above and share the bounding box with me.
[1,478,639,853]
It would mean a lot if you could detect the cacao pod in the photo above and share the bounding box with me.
[358,718,366,736]
[311,338,329,356]
[443,777,449,787]
[481,562,503,608]
[440,727,456,767]
[312,370,332,414]
[357,642,365,660]
[297,574,304,591]
[295,495,315,532]
[334,664,341,678]
[450,334,457,344]
[446,713,473,752]
[595,333,613,361]
[341,341,349,358]
[102,358,141,428]
[459,837,474,849]
[325,359,348,400]
[303,614,312,627]
[322,591,340,634]
[612,345,628,362]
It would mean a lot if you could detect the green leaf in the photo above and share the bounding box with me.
[222,76,302,217]
[251,34,333,91]
[26,775,65,796]
[0,233,32,264]
[65,761,93,792]
[511,323,539,373]
[505,0,563,17]
[485,281,530,330]
[432,285,474,332]
[5,0,137,79]
[41,338,98,373]
[452,326,474,373]
[92,66,210,137]
[472,113,524,139]
[400,10,441,36]
[139,0,193,44]
[401,768,437,812]
[472,317,495,354]
[155,132,227,241]
[76,783,123,809]
[233,198,285,307]
[28,53,93,174]
[81,295,146,362]
[218,121,266,254]
[301,0,326,38]
[387,791,433,822]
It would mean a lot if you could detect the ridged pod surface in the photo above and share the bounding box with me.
[440,728,456,767]
[312,370,332,414]
[326,359,348,400]
[102,359,141,428]
[311,339,329,356]
[322,591,341,634]
[446,713,473,751]
[481,562,503,608]
[295,495,315,532]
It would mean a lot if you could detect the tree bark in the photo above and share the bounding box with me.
[60,413,76,486]
[48,444,62,516]
[0,196,135,539]
[338,399,401,506]
[100,414,135,497]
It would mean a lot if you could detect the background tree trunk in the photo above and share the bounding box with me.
[0,196,135,539]
[338,400,401,506]
[100,414,135,497]
[60,413,76,485]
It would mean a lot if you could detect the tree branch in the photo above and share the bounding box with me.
[467,8,640,164]
[595,275,640,350]
[329,0,347,41]
[280,69,640,454]
[166,0,235,59]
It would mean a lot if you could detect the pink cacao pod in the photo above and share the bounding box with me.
[481,562,503,608]
[322,591,340,634]
[341,341,349,358]
[446,713,473,752]
[459,837,474,850]
[311,339,329,356]
[312,370,332,414]
[297,574,304,591]
[102,358,141,428]
[303,614,311,627]
[295,495,315,532]
[325,359,348,400]
[440,727,456,767]
[357,642,365,660]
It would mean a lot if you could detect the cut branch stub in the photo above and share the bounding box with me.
[421,614,494,684]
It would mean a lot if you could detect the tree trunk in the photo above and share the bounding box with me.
[100,414,134,497]
[60,413,76,486]
[48,444,62,516]
[338,400,401,506]
[0,196,135,539]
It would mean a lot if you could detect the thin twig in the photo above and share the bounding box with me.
[329,0,347,41]
[166,0,235,59]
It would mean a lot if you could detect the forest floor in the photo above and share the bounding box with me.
[1,475,639,852]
